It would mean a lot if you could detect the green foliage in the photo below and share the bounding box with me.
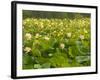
[22,12,91,69]
[23,54,34,69]
[23,10,90,19]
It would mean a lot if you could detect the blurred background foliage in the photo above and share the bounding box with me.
[23,10,90,19]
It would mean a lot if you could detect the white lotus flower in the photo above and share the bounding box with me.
[54,31,56,33]
[60,43,65,49]
[44,36,50,40]
[35,33,41,38]
[25,33,32,40]
[67,32,72,38]
[48,53,53,57]
[24,47,31,53]
[80,35,84,40]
